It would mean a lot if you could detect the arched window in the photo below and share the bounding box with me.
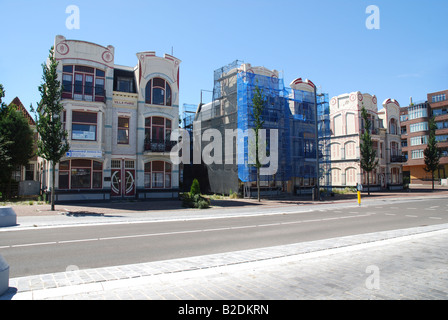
[145,78,172,106]
[389,118,397,135]
[144,161,172,189]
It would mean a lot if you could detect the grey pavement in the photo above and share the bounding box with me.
[2,222,448,300]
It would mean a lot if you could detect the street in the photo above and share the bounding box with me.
[1,196,447,278]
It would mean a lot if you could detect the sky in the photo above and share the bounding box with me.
[0,0,447,115]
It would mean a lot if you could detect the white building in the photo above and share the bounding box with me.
[41,36,181,202]
[329,92,404,190]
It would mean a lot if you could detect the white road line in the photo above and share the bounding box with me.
[385,213,396,216]
[0,213,375,249]
[405,215,418,218]
[429,217,442,220]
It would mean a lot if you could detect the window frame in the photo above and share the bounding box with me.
[117,116,130,145]
[145,78,172,106]
[71,111,98,141]
[59,160,103,190]
[144,161,172,189]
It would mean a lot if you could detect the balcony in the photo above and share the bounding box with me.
[62,84,106,102]
[390,155,407,163]
[144,139,176,153]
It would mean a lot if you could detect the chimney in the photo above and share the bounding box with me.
[410,97,413,106]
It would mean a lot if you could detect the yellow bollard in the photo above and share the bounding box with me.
[357,191,361,206]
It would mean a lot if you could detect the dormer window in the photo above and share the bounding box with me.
[145,78,172,106]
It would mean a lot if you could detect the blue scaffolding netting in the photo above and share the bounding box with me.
[236,70,331,188]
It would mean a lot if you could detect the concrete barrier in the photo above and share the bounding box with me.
[0,207,17,227]
[0,255,9,296]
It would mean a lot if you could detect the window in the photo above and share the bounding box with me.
[25,164,35,181]
[59,160,103,190]
[408,104,428,120]
[145,78,172,106]
[117,117,130,145]
[145,116,172,141]
[62,65,106,102]
[411,150,424,159]
[436,135,448,143]
[410,122,428,133]
[389,119,397,135]
[432,94,446,103]
[436,121,448,130]
[144,161,172,189]
[433,108,448,116]
[400,114,409,122]
[117,77,134,93]
[410,136,428,146]
[72,111,97,141]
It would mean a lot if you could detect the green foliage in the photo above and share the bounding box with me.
[32,47,70,210]
[0,85,34,190]
[182,179,210,209]
[33,46,70,163]
[359,106,379,195]
[189,178,201,196]
[424,117,441,190]
[251,84,267,202]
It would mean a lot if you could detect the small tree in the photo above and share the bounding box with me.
[0,84,34,198]
[33,47,70,210]
[251,84,267,202]
[424,116,440,191]
[360,106,378,196]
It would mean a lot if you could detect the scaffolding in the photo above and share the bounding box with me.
[193,60,331,195]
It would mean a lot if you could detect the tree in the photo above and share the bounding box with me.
[0,84,34,198]
[32,47,70,210]
[360,106,378,196]
[424,116,440,191]
[251,84,267,202]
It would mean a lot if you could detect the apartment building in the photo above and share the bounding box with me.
[400,90,448,184]
[41,35,181,202]
[428,89,448,179]
[329,92,403,190]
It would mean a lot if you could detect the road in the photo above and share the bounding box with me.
[1,197,447,278]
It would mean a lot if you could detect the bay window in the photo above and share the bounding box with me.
[61,65,106,102]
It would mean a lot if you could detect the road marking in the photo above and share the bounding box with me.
[0,213,375,249]
[405,215,418,218]
[384,213,396,216]
[407,208,417,210]
[429,217,442,220]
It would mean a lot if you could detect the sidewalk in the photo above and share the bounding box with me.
[2,223,448,300]
[2,185,447,230]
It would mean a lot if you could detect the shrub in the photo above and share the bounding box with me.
[190,179,201,196]
[182,179,210,209]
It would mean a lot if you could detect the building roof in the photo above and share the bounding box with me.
[9,97,36,126]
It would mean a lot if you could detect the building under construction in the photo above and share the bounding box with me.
[182,61,331,197]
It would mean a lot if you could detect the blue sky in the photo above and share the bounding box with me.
[1,0,447,114]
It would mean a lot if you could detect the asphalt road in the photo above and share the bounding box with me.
[1,197,447,278]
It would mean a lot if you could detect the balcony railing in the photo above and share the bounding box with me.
[390,155,407,163]
[62,84,106,102]
[144,139,177,153]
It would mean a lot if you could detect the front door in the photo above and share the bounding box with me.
[111,160,135,198]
